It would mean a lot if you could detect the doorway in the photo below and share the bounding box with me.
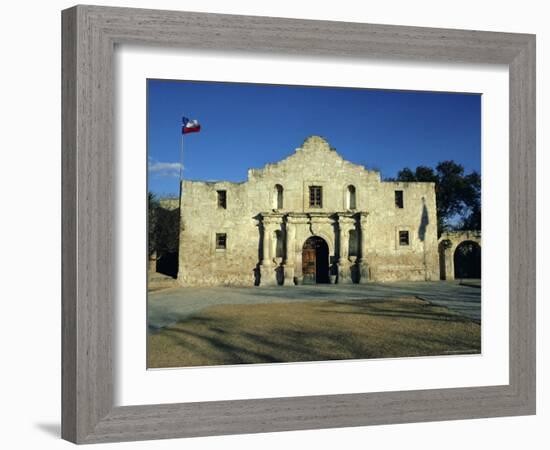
[454,241,481,279]
[302,236,329,284]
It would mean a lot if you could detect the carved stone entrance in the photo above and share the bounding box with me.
[302,236,329,284]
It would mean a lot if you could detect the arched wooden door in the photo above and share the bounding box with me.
[302,236,329,284]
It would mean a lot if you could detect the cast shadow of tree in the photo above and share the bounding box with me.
[148,299,480,368]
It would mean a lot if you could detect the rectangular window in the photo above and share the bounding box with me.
[217,190,227,209]
[399,230,410,246]
[309,186,323,208]
[395,190,404,208]
[216,233,227,249]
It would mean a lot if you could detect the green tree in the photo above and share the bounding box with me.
[148,192,181,277]
[155,206,180,255]
[148,192,159,258]
[393,161,480,235]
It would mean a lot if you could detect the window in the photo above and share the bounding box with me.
[216,233,227,249]
[399,230,410,246]
[274,184,283,209]
[309,185,323,208]
[347,185,356,210]
[217,190,227,209]
[395,190,404,208]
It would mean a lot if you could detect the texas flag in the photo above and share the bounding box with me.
[182,117,201,134]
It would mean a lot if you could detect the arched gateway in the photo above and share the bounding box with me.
[302,236,330,284]
[454,240,481,279]
[438,231,481,280]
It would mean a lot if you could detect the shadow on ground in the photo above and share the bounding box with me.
[148,297,481,368]
[148,281,481,332]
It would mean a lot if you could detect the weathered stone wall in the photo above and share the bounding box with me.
[179,180,259,286]
[178,136,439,286]
[363,181,439,281]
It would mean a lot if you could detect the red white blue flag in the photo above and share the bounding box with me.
[182,117,201,134]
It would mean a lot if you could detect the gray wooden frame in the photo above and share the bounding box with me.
[62,5,536,444]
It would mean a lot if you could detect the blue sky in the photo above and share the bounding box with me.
[147,79,481,197]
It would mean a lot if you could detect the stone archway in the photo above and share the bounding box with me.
[438,231,481,280]
[302,236,330,284]
[454,240,481,279]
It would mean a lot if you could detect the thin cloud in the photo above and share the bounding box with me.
[148,161,182,177]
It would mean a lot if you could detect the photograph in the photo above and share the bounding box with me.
[146,79,482,369]
[1,0,541,446]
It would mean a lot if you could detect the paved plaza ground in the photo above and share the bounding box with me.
[148,281,481,332]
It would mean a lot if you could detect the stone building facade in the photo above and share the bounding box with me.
[178,136,440,286]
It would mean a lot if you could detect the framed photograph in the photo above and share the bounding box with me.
[62,5,536,444]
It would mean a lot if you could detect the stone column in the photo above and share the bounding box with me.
[337,215,354,284]
[438,239,454,281]
[261,224,271,263]
[149,251,157,273]
[259,215,279,286]
[445,245,455,281]
[358,212,370,284]
[283,217,296,286]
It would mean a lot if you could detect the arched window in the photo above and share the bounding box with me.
[347,185,356,210]
[274,184,284,209]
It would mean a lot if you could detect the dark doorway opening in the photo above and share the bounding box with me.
[156,252,178,278]
[302,236,330,284]
[454,241,481,279]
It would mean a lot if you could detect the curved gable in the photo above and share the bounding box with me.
[247,136,380,183]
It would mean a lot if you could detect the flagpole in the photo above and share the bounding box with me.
[179,132,184,209]
[179,133,184,181]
